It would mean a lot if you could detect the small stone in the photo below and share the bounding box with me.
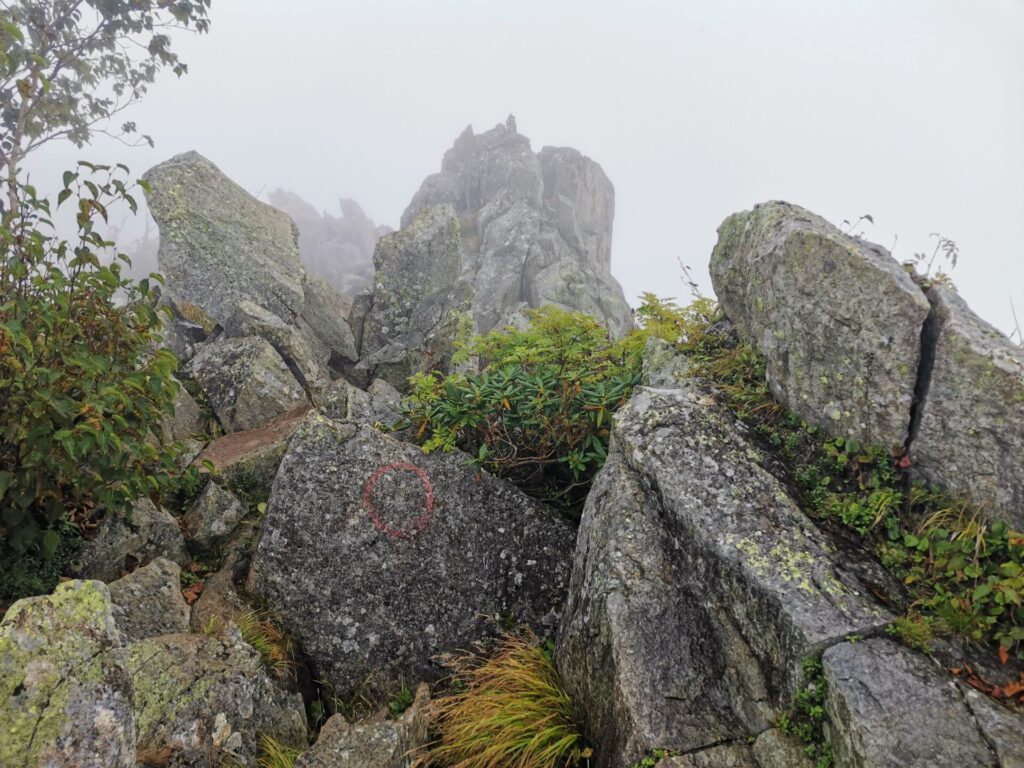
[108,557,191,642]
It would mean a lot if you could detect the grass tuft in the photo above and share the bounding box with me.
[235,611,293,672]
[255,735,302,768]
[426,633,591,768]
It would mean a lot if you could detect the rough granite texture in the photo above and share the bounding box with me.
[182,480,248,554]
[67,497,189,582]
[356,204,473,390]
[556,383,891,767]
[912,282,1024,530]
[108,557,191,642]
[0,581,136,768]
[710,200,930,449]
[248,412,574,698]
[402,118,632,336]
[143,151,305,325]
[822,639,1006,768]
[298,273,360,365]
[294,684,430,767]
[187,335,308,432]
[121,630,306,767]
[223,299,331,395]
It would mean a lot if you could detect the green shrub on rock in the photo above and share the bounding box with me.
[398,306,646,512]
[0,166,196,600]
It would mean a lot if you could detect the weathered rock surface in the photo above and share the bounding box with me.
[357,204,472,390]
[122,630,306,767]
[751,728,814,768]
[187,336,308,432]
[224,299,331,395]
[822,638,1007,767]
[269,189,382,296]
[912,282,1024,530]
[657,744,755,767]
[710,200,930,449]
[183,480,248,554]
[248,413,574,698]
[193,406,310,501]
[108,557,191,642]
[68,498,189,582]
[0,581,136,768]
[299,274,360,365]
[320,377,403,426]
[143,151,305,326]
[295,683,430,767]
[403,118,632,336]
[557,358,890,766]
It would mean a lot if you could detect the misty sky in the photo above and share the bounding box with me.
[27,0,1024,335]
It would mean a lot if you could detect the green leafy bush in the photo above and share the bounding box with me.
[0,164,196,599]
[399,306,644,512]
[425,632,591,768]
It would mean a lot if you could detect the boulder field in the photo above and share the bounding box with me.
[2,123,1023,767]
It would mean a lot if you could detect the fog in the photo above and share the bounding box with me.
[25,0,1024,335]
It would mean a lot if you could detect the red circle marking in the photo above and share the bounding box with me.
[362,462,434,540]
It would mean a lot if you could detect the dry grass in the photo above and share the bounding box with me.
[234,611,293,672]
[424,633,591,768]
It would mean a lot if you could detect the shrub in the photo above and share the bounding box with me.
[399,306,644,512]
[0,164,196,599]
[425,633,591,768]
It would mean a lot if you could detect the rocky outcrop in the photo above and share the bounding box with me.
[248,412,574,699]
[186,336,308,433]
[268,190,383,296]
[912,282,1024,530]
[144,152,305,326]
[108,557,191,642]
[0,581,136,768]
[356,205,473,390]
[68,498,189,583]
[556,373,890,768]
[299,274,360,366]
[710,200,930,450]
[223,299,331,395]
[403,118,632,336]
[121,631,307,766]
[295,684,430,767]
[710,200,1024,529]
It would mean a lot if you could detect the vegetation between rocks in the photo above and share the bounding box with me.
[778,658,833,768]
[422,633,592,768]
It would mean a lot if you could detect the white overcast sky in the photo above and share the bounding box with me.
[28,0,1024,335]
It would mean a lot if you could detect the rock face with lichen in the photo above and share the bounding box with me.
[710,200,930,450]
[556,354,891,768]
[402,117,632,336]
[121,631,306,767]
[247,412,575,700]
[144,151,306,326]
[0,581,136,768]
[355,204,473,390]
[911,282,1024,530]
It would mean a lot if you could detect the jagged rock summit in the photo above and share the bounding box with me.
[403,116,633,336]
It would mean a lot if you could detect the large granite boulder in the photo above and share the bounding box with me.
[187,336,308,433]
[556,379,890,768]
[121,631,307,767]
[67,497,189,583]
[710,200,930,449]
[143,151,305,326]
[248,413,574,699]
[0,581,136,767]
[912,282,1024,530]
[402,117,632,336]
[108,557,191,642]
[357,204,473,390]
[299,274,360,366]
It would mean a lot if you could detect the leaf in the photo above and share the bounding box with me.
[40,529,61,559]
[182,581,204,605]
[999,645,1009,665]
